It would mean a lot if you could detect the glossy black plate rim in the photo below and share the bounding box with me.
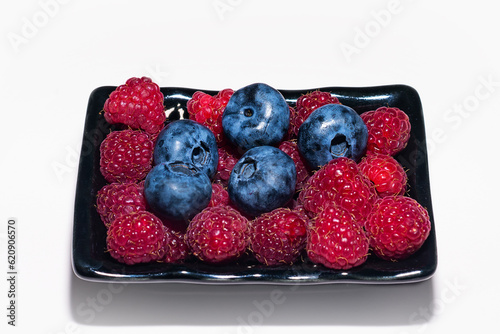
[72,84,437,285]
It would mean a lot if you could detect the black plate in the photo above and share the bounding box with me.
[72,84,437,284]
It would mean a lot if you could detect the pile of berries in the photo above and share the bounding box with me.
[96,77,431,269]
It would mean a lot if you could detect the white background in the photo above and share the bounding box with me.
[1,0,498,333]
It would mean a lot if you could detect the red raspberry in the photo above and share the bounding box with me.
[214,145,239,186]
[361,107,411,156]
[358,153,407,197]
[96,181,146,228]
[163,225,190,264]
[99,129,154,183]
[250,208,309,266]
[104,77,166,134]
[208,182,230,207]
[365,196,431,261]
[187,89,234,143]
[292,91,340,135]
[186,205,249,264]
[307,202,369,270]
[106,211,166,265]
[278,140,311,190]
[284,105,297,140]
[298,157,377,223]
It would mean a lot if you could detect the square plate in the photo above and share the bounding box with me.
[72,84,437,284]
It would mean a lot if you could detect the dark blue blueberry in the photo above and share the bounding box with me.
[144,162,212,230]
[153,119,218,179]
[297,103,368,170]
[228,146,296,217]
[222,83,289,151]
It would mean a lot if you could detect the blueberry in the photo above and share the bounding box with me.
[297,103,368,170]
[228,146,296,217]
[154,119,218,179]
[222,83,289,151]
[144,162,212,230]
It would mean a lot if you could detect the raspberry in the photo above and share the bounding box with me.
[358,153,407,197]
[250,208,309,266]
[99,129,154,183]
[163,225,190,264]
[278,140,311,191]
[187,89,234,143]
[208,182,230,207]
[106,211,166,265]
[365,196,431,261]
[292,90,340,136]
[361,107,411,156]
[298,157,377,223]
[284,105,297,140]
[96,181,146,228]
[186,205,249,264]
[307,202,369,270]
[214,145,239,186]
[104,77,166,134]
